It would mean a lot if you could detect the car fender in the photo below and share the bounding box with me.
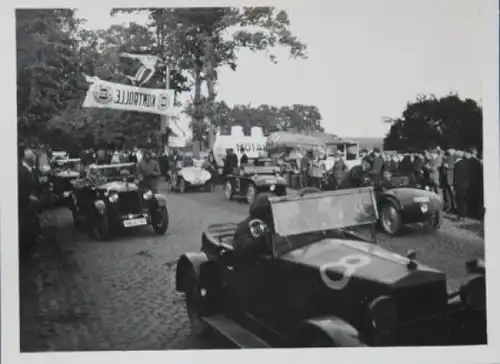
[175,252,209,292]
[378,193,402,212]
[94,200,106,214]
[292,316,365,347]
[154,193,168,207]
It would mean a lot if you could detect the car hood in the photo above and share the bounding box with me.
[179,166,211,181]
[97,181,139,193]
[384,187,441,203]
[279,238,444,288]
[54,170,80,178]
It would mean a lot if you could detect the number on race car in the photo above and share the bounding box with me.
[320,254,372,290]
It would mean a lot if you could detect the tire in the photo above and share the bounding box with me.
[92,213,110,241]
[379,202,402,235]
[179,178,187,193]
[224,180,234,200]
[185,279,211,337]
[424,210,442,232]
[246,184,257,205]
[152,206,169,235]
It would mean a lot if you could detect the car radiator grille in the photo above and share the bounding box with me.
[394,282,449,345]
[118,192,143,215]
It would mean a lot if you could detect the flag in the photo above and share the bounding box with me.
[119,52,163,87]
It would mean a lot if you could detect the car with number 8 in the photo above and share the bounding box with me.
[70,163,169,240]
[176,187,486,348]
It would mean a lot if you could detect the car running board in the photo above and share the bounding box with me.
[203,315,270,349]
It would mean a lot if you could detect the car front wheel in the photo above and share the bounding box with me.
[93,213,110,241]
[152,206,169,235]
[379,202,402,235]
[224,181,234,200]
[246,184,257,205]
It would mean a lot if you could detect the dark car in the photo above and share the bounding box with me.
[70,163,169,240]
[223,157,288,204]
[49,158,82,205]
[375,176,442,235]
[175,188,486,348]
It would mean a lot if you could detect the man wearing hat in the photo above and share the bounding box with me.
[368,148,384,183]
[328,150,348,189]
[453,149,472,221]
[425,149,441,193]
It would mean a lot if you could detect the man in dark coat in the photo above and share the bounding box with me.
[223,148,238,176]
[368,148,384,183]
[340,158,371,189]
[239,147,249,165]
[425,149,441,193]
[233,193,274,261]
[441,148,456,213]
[453,150,471,221]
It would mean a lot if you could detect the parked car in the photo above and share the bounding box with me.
[176,187,486,348]
[49,158,82,205]
[375,176,442,235]
[70,162,169,240]
[224,157,288,204]
[168,155,213,193]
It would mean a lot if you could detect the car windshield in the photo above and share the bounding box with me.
[52,159,81,171]
[90,163,137,180]
[270,187,378,255]
[244,158,279,174]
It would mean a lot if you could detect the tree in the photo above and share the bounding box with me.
[16,9,82,143]
[383,94,482,152]
[111,7,308,143]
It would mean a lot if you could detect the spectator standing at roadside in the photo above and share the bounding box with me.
[368,148,384,183]
[425,149,441,193]
[441,148,456,213]
[329,150,348,189]
[138,151,161,192]
[453,150,471,221]
[300,151,311,188]
[239,147,249,166]
[469,148,484,219]
[308,154,325,189]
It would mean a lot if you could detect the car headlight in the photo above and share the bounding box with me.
[270,184,276,191]
[420,203,429,213]
[143,190,153,200]
[425,186,430,191]
[366,295,398,332]
[109,193,119,203]
[459,275,486,311]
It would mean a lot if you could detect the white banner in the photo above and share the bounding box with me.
[82,78,175,115]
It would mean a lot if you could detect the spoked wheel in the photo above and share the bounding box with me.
[380,203,402,235]
[185,281,210,337]
[246,184,257,205]
[224,181,233,200]
[152,207,169,235]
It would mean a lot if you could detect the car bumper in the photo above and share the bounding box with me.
[401,203,439,223]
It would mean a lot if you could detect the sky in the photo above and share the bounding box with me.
[76,0,482,139]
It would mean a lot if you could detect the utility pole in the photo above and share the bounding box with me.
[160,62,170,156]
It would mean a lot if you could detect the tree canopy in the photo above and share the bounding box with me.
[383,94,482,153]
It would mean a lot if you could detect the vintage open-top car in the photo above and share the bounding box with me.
[224,157,288,205]
[176,187,486,348]
[375,175,442,235]
[70,162,169,240]
[168,155,213,193]
[48,157,82,204]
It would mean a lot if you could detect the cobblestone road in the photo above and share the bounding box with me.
[19,185,485,352]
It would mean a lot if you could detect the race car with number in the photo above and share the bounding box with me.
[176,187,486,348]
[223,157,288,205]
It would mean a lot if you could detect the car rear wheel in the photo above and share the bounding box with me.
[179,178,187,193]
[92,213,110,241]
[424,210,442,232]
[185,280,210,337]
[152,207,169,235]
[380,202,402,235]
[224,181,234,200]
[246,184,257,205]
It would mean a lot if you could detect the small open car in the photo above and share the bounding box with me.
[168,155,213,193]
[49,158,82,204]
[224,157,287,205]
[70,163,169,240]
[176,188,486,348]
[375,176,442,235]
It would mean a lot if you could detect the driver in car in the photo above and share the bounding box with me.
[233,193,274,261]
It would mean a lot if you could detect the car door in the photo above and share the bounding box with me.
[224,251,280,328]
